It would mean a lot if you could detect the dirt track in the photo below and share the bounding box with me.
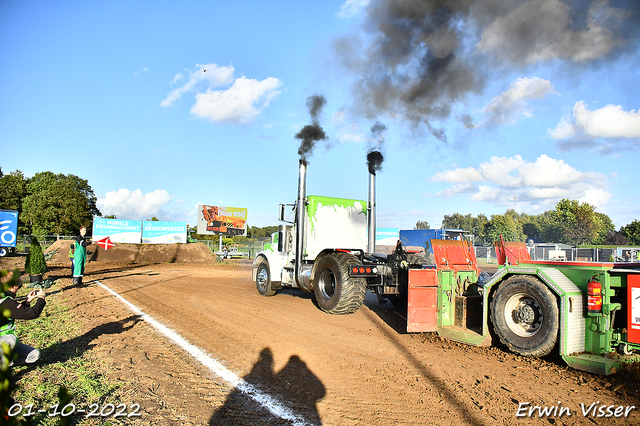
[3,250,640,425]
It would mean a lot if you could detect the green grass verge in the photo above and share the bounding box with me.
[8,288,128,425]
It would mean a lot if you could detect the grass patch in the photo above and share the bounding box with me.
[8,287,130,425]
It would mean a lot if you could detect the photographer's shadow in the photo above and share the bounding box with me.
[210,347,325,425]
[13,315,142,379]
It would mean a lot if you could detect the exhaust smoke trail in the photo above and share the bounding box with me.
[296,95,328,161]
[367,121,387,175]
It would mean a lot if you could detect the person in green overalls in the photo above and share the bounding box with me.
[73,226,91,286]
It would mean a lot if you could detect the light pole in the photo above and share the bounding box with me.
[513,192,517,241]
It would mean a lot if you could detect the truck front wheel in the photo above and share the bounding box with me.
[255,258,276,296]
[313,253,366,315]
[490,276,559,357]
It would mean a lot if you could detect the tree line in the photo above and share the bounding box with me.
[416,199,640,246]
[2,167,638,245]
[0,168,100,236]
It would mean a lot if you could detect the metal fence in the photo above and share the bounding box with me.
[10,235,637,264]
[192,239,268,259]
[13,235,76,252]
[472,246,629,263]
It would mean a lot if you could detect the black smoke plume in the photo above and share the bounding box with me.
[367,121,387,175]
[336,0,640,143]
[296,95,328,161]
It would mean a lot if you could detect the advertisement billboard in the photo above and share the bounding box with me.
[197,205,247,236]
[142,221,187,244]
[92,218,142,244]
[376,228,399,245]
[0,210,18,248]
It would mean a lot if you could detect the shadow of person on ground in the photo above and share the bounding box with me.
[13,315,142,379]
[209,347,325,425]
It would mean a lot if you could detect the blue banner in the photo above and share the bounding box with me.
[142,221,187,244]
[92,218,142,244]
[376,228,399,245]
[0,210,18,247]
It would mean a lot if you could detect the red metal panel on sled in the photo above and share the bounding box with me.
[629,274,640,344]
[494,238,531,265]
[431,239,480,273]
[407,269,438,332]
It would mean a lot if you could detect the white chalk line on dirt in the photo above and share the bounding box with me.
[95,281,311,426]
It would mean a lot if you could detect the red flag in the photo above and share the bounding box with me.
[96,237,114,250]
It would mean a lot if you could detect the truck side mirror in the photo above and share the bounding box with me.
[278,204,285,222]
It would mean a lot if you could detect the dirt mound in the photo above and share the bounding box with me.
[45,240,216,264]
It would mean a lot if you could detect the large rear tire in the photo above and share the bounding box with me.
[313,252,366,315]
[255,258,276,296]
[490,275,559,357]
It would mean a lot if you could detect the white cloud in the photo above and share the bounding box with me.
[190,76,282,123]
[337,0,369,19]
[550,101,640,141]
[431,154,610,211]
[97,189,173,220]
[160,63,236,107]
[133,66,148,76]
[482,77,557,125]
[431,167,483,183]
[161,63,282,123]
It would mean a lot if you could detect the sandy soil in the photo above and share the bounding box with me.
[2,246,640,425]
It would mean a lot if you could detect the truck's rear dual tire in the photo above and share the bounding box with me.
[490,275,559,357]
[313,252,366,315]
[255,258,276,296]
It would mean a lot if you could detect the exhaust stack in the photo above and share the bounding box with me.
[295,159,308,289]
[368,170,376,254]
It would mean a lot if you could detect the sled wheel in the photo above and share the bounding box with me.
[313,252,366,315]
[491,275,559,357]
[407,253,433,267]
[255,258,276,296]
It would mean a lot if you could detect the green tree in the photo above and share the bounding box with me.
[484,210,525,243]
[22,172,101,235]
[414,220,430,230]
[103,214,117,219]
[442,213,473,231]
[474,213,488,245]
[546,199,599,245]
[620,220,640,245]
[442,213,488,245]
[605,230,629,245]
[593,212,615,245]
[521,213,544,241]
[0,169,29,233]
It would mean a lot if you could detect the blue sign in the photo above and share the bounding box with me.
[92,218,142,244]
[0,210,18,247]
[142,221,187,244]
[376,228,399,245]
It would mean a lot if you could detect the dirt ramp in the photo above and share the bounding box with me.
[45,240,215,264]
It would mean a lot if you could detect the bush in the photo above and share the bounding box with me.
[24,237,48,276]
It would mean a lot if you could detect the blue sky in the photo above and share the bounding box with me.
[1,0,639,231]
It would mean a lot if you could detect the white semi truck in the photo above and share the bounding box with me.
[251,159,640,375]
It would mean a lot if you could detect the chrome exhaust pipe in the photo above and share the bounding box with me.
[295,159,310,290]
[368,170,376,254]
